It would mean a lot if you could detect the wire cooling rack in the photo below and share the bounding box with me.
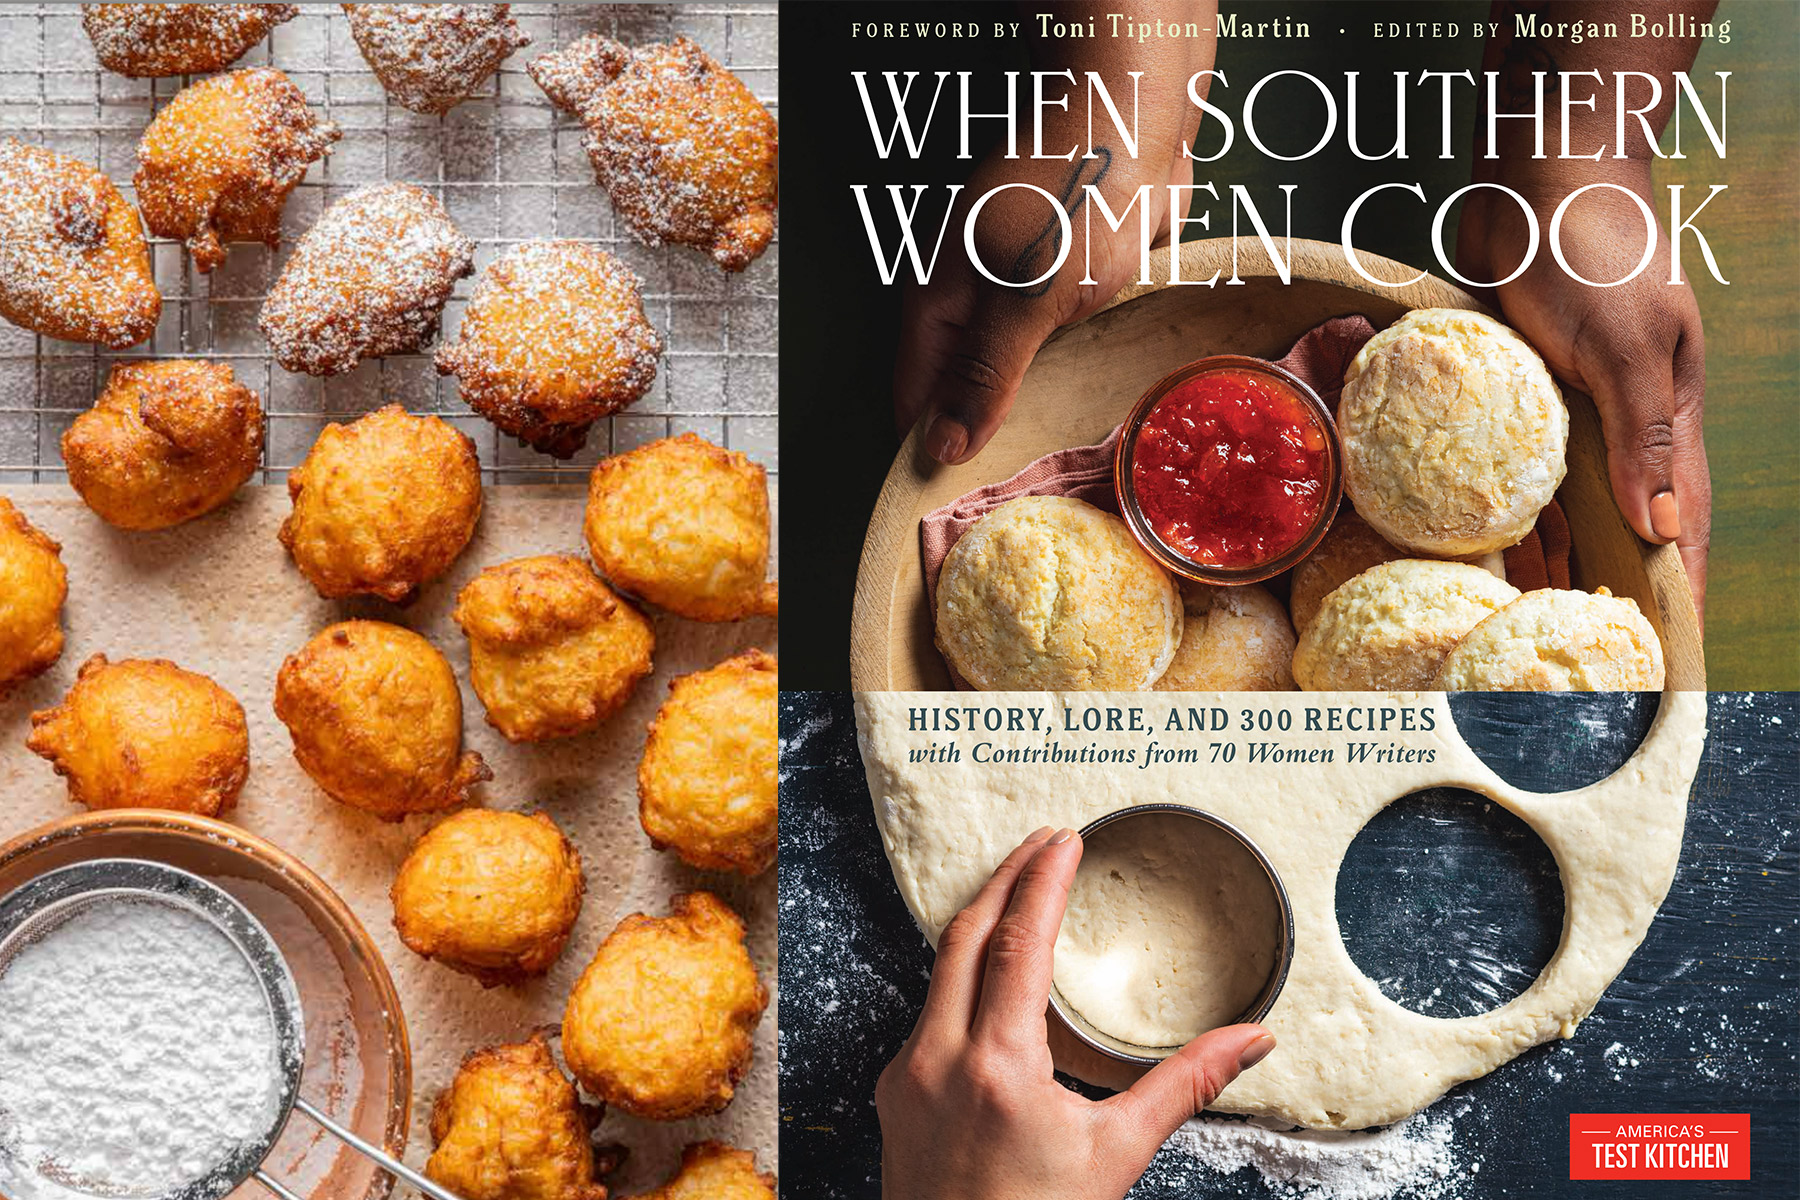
[0,3,778,486]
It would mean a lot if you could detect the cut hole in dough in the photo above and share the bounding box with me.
[1335,788,1563,1017]
[1448,692,1659,791]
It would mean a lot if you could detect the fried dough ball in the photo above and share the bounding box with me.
[82,4,298,78]
[1153,581,1296,691]
[642,1143,775,1200]
[345,4,531,116]
[435,242,662,458]
[562,892,768,1120]
[529,36,777,272]
[583,435,777,622]
[453,556,654,743]
[0,499,67,698]
[427,1032,607,1200]
[393,810,585,985]
[273,620,490,820]
[280,405,483,603]
[639,650,776,876]
[62,361,264,531]
[0,139,160,349]
[260,182,474,376]
[27,655,249,815]
[135,68,338,274]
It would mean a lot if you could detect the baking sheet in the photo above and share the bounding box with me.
[0,486,777,1192]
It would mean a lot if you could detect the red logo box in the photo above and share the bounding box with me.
[1569,1114,1750,1180]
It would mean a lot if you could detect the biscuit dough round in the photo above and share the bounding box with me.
[935,496,1181,691]
[1153,580,1294,691]
[1054,812,1283,1047]
[1339,308,1567,557]
[1292,559,1519,690]
[1435,587,1665,691]
[857,689,1706,1129]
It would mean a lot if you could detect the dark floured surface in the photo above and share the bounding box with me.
[779,692,1798,1198]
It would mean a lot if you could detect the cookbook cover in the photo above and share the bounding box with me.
[777,3,1796,1198]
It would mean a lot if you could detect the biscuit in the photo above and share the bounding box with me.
[1339,308,1567,557]
[1292,559,1520,690]
[1289,507,1506,634]
[935,496,1181,690]
[1154,581,1296,691]
[1434,587,1665,691]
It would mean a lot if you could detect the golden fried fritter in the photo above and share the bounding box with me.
[0,139,160,349]
[82,4,298,78]
[639,650,776,876]
[453,556,654,743]
[583,435,776,623]
[63,361,264,531]
[529,36,777,272]
[135,68,338,274]
[273,620,490,820]
[0,498,67,698]
[641,1143,775,1200]
[260,182,474,376]
[436,242,662,458]
[27,655,249,816]
[280,405,483,603]
[344,4,530,116]
[562,892,767,1121]
[427,1032,607,1200]
[393,809,585,985]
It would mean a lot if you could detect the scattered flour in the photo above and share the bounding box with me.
[0,898,282,1197]
[1158,1105,1476,1200]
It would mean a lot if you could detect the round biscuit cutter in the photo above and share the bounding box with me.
[1047,803,1295,1066]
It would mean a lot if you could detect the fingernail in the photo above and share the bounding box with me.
[925,416,968,464]
[1238,1033,1276,1070]
[1650,490,1681,541]
[1047,827,1077,845]
[1024,826,1055,844]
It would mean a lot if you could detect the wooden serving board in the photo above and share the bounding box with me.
[849,237,1704,692]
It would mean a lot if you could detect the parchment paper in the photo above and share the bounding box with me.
[0,483,777,1193]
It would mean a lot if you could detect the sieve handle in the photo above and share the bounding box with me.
[252,1095,471,1200]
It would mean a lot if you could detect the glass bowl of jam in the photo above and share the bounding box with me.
[1115,355,1342,585]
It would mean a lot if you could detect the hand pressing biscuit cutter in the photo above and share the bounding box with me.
[0,859,472,1200]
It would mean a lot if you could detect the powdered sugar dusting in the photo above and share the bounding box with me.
[529,34,777,272]
[135,67,339,274]
[81,3,299,78]
[0,898,282,1196]
[343,4,530,116]
[259,182,475,376]
[436,239,663,457]
[0,138,160,350]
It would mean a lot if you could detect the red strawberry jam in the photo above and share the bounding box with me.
[1129,366,1330,570]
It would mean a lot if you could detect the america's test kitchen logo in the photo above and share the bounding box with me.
[1568,1114,1750,1181]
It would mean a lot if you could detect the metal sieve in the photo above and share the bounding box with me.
[1047,804,1296,1068]
[0,859,467,1200]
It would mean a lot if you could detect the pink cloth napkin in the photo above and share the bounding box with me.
[919,313,1568,612]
